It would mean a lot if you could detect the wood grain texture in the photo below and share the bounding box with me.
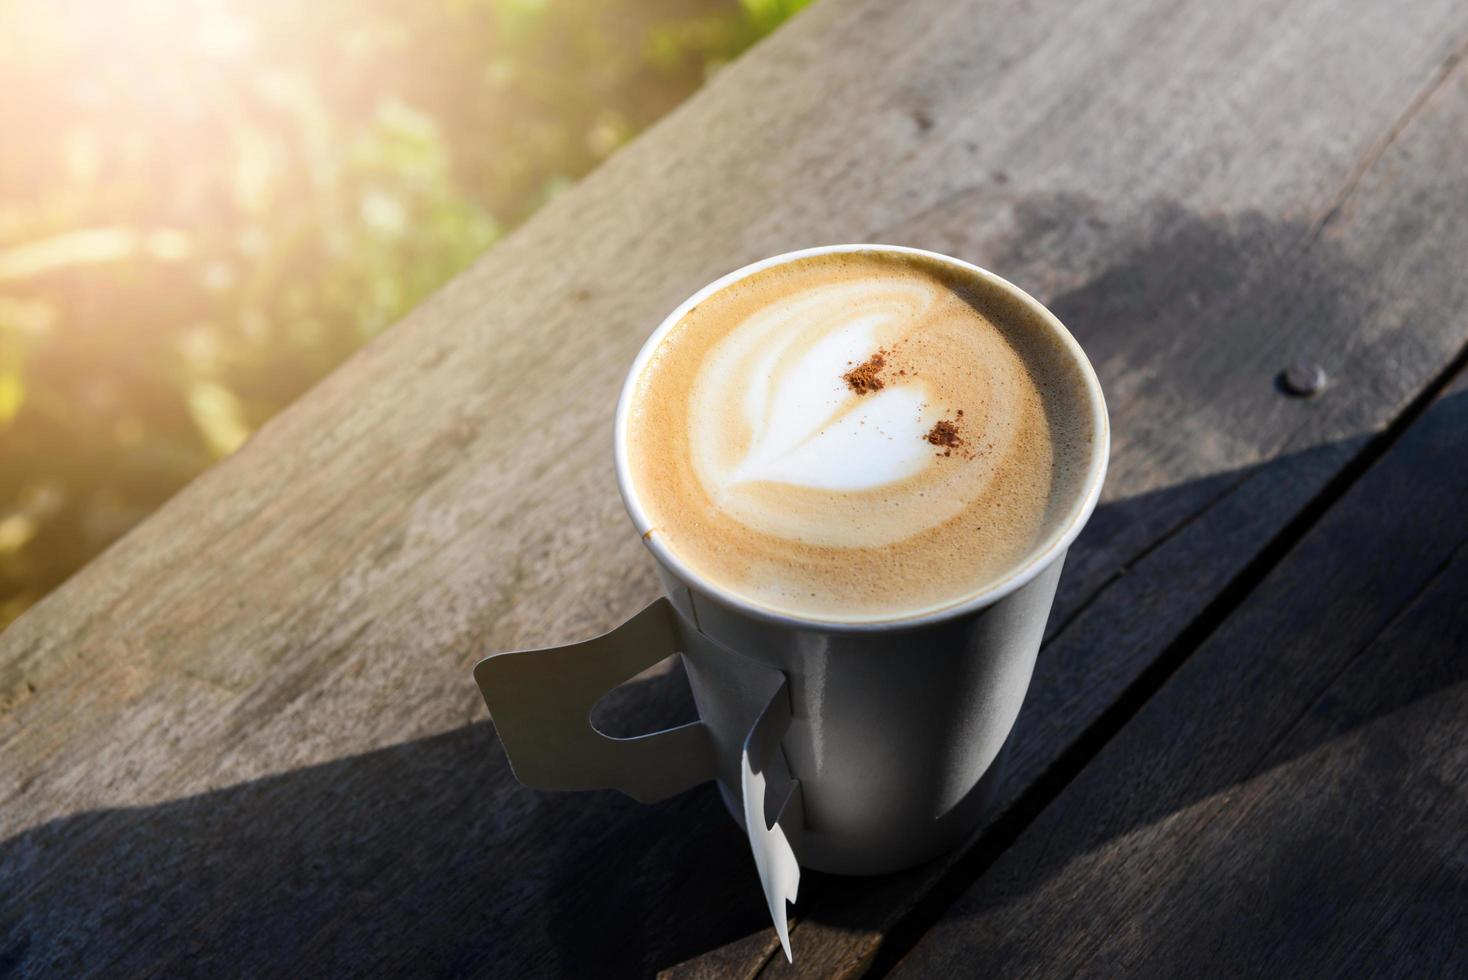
[3,0,1468,976]
[889,372,1468,979]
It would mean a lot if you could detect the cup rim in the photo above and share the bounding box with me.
[614,244,1110,632]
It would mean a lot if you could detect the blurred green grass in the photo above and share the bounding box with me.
[0,0,810,628]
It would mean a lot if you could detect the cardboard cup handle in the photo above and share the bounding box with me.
[473,597,716,804]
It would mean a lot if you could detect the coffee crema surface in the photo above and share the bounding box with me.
[625,250,1097,622]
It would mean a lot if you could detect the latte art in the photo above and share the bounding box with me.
[691,278,1026,549]
[625,250,1098,622]
[703,285,934,496]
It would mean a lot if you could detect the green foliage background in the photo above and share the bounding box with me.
[0,0,809,628]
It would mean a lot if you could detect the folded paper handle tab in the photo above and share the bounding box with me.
[742,676,803,962]
[473,597,716,804]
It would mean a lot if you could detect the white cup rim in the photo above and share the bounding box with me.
[614,244,1110,632]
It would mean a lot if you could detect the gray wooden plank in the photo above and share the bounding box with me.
[2,0,1468,977]
[889,365,1468,980]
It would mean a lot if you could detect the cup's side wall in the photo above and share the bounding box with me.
[662,553,1064,874]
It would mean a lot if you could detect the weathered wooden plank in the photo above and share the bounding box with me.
[888,372,1468,978]
[2,0,1468,977]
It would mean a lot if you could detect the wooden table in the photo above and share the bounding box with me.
[4,0,1466,976]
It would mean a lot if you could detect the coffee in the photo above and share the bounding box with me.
[624,249,1098,622]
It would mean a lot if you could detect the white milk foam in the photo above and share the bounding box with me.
[626,250,1095,622]
[705,288,934,491]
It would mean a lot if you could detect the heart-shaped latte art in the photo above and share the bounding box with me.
[725,318,933,491]
[688,279,983,548]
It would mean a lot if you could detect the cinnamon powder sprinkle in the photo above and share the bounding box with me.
[925,417,971,458]
[843,352,887,394]
[925,419,962,448]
